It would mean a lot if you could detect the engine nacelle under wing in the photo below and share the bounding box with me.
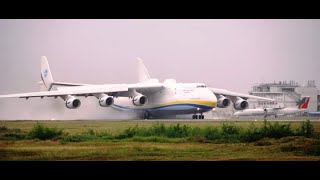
[217,96,231,108]
[65,96,81,109]
[132,94,148,106]
[99,95,114,107]
[233,97,249,110]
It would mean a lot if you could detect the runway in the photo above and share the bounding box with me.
[103,116,320,122]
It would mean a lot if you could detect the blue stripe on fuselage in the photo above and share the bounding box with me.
[112,103,213,111]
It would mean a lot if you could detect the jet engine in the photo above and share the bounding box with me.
[233,97,249,110]
[65,96,81,109]
[99,95,114,107]
[132,94,148,106]
[217,96,231,108]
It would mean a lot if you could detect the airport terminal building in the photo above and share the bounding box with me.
[248,80,320,112]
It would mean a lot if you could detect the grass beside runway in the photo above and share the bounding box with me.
[0,119,320,160]
[1,140,319,160]
[1,119,320,135]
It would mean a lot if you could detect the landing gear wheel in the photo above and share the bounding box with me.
[144,112,150,120]
[192,114,203,119]
[275,115,278,118]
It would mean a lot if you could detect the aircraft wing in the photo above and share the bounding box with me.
[0,83,164,99]
[0,86,129,99]
[129,83,164,93]
[209,87,275,101]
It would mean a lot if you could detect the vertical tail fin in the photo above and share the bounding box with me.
[298,96,310,109]
[40,56,54,91]
[137,57,150,82]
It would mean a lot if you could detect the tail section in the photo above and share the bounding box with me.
[137,57,150,82]
[40,56,54,91]
[40,56,91,91]
[38,81,48,91]
[297,96,310,109]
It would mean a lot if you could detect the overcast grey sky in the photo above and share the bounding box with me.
[0,19,319,119]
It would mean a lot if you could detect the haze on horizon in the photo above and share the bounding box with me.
[0,19,319,120]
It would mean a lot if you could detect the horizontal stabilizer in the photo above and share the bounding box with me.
[53,82,92,87]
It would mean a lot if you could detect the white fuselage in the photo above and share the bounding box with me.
[234,107,307,117]
[111,82,217,118]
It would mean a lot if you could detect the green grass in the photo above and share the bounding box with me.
[2,119,320,135]
[27,123,63,140]
[0,119,320,160]
[1,139,319,160]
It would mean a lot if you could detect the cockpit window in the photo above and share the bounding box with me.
[196,85,207,88]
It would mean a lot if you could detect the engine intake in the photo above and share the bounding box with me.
[133,94,148,106]
[65,96,81,109]
[233,98,248,110]
[99,95,114,107]
[217,96,230,108]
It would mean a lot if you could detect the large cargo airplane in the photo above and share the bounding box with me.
[234,96,310,118]
[0,56,275,119]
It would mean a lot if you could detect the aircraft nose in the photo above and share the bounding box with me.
[208,91,217,106]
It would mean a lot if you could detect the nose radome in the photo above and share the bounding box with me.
[208,91,217,104]
[211,93,217,102]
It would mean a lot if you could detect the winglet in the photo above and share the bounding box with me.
[137,57,150,82]
[40,56,54,91]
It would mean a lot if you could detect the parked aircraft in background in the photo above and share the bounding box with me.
[0,56,274,119]
[234,97,310,118]
[308,111,320,116]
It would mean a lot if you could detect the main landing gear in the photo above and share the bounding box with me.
[143,111,150,120]
[192,114,204,119]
